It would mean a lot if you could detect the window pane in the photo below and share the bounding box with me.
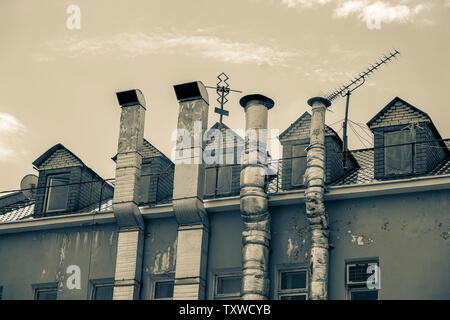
[348,264,369,283]
[280,294,307,300]
[36,289,57,300]
[351,290,378,300]
[94,286,114,300]
[291,145,307,186]
[204,167,217,196]
[217,276,241,295]
[217,166,232,194]
[46,175,69,211]
[154,281,174,299]
[281,271,307,290]
[385,131,412,175]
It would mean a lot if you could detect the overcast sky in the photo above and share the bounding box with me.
[0,0,449,191]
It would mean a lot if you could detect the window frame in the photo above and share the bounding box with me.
[274,264,308,300]
[345,258,380,300]
[384,130,415,177]
[44,172,70,213]
[151,274,175,300]
[348,286,379,300]
[32,282,58,300]
[210,268,242,300]
[291,143,308,187]
[90,278,115,300]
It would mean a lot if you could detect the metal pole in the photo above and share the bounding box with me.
[342,91,351,183]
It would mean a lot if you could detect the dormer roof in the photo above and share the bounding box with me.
[366,97,431,128]
[32,144,84,170]
[278,111,337,142]
[367,97,449,156]
[112,139,172,163]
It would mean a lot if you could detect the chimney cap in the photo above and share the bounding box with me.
[307,97,331,108]
[116,89,146,108]
[239,94,274,110]
[173,81,209,104]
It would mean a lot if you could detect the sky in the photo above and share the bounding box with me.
[0,0,449,191]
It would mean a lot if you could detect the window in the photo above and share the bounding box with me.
[384,131,413,175]
[153,280,174,300]
[345,259,380,300]
[204,166,232,197]
[291,144,308,186]
[349,287,378,300]
[44,173,70,212]
[92,284,114,300]
[213,273,241,300]
[34,283,58,300]
[0,286,3,300]
[277,268,308,300]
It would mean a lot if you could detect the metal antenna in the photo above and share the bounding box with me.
[325,49,401,182]
[206,72,242,127]
[205,73,242,198]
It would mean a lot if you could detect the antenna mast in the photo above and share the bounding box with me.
[206,72,242,128]
[325,49,401,182]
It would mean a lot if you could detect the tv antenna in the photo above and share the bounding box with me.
[206,72,242,127]
[324,49,401,182]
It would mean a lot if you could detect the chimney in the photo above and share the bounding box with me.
[239,94,274,300]
[112,89,146,300]
[304,96,331,300]
[172,81,210,299]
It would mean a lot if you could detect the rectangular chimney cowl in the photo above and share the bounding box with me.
[116,89,146,108]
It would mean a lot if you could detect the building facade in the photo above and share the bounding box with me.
[0,83,449,300]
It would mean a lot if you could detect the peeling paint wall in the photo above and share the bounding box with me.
[140,217,178,299]
[269,204,310,299]
[0,225,118,299]
[328,189,450,299]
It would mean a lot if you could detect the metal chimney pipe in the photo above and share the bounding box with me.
[239,94,274,300]
[305,96,331,300]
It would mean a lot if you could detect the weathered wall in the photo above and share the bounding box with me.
[269,204,310,299]
[0,224,118,299]
[328,189,450,300]
[140,217,178,299]
[206,210,242,298]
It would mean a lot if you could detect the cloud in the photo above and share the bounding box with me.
[0,113,26,162]
[334,1,428,29]
[44,32,298,67]
[277,0,434,29]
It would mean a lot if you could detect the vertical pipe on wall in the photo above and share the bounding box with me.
[305,96,331,300]
[239,94,274,300]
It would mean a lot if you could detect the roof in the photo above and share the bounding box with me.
[112,139,172,163]
[367,97,430,128]
[279,111,339,141]
[366,97,449,156]
[32,143,85,169]
[329,142,450,186]
[205,122,244,148]
[0,197,114,223]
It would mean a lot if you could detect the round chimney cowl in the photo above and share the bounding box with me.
[239,94,274,110]
[307,96,331,108]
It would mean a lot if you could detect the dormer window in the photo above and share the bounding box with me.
[384,130,413,176]
[291,144,308,186]
[44,173,70,212]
